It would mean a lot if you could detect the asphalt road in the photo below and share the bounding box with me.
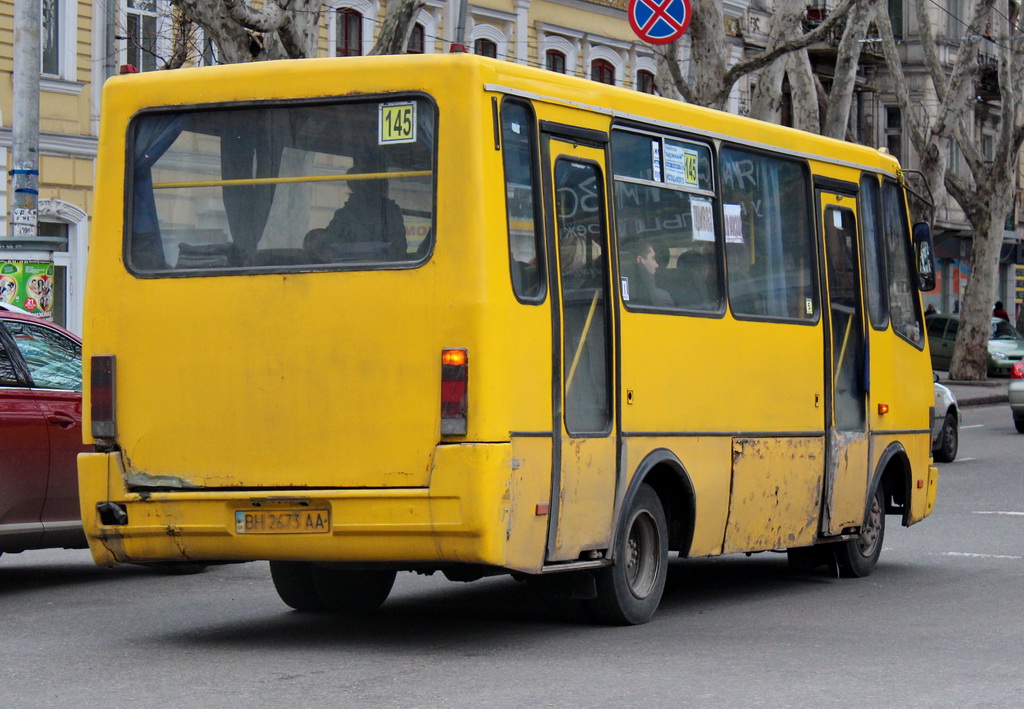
[2,405,1021,708]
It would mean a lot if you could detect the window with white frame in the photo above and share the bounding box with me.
[469,22,508,61]
[328,1,377,58]
[540,34,577,76]
[546,50,566,73]
[586,44,623,87]
[884,105,902,163]
[475,38,497,58]
[41,0,77,80]
[337,8,362,56]
[125,0,161,72]
[407,23,425,53]
[636,70,656,94]
[591,59,615,85]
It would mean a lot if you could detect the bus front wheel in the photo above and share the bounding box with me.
[834,484,885,578]
[587,483,668,625]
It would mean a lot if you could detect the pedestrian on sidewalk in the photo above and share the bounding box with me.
[993,301,1010,321]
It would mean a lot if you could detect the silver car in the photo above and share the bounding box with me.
[932,378,960,462]
[926,315,1024,377]
[1010,361,1024,433]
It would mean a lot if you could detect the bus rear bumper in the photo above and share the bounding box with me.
[78,442,551,574]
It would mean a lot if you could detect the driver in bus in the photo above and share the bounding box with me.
[324,162,407,261]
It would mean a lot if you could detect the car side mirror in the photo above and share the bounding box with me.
[913,222,936,292]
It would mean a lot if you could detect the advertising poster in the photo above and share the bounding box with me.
[0,261,55,319]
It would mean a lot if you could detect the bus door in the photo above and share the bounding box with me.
[541,130,617,563]
[818,189,870,535]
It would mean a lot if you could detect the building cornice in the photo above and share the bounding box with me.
[0,130,98,160]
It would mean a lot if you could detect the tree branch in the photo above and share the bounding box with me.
[222,0,286,34]
[721,0,858,90]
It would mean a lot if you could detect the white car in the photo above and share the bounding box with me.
[1009,361,1024,433]
[932,378,960,462]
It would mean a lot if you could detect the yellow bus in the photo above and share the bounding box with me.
[79,53,938,625]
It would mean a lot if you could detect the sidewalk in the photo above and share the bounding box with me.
[936,371,1010,408]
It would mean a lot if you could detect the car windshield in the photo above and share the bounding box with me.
[990,320,1024,341]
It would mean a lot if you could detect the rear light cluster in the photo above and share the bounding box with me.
[91,355,117,439]
[1011,361,1024,380]
[441,348,468,436]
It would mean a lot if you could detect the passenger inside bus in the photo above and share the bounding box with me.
[323,164,407,261]
[665,249,713,309]
[622,240,673,307]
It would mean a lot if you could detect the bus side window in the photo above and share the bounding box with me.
[501,99,545,301]
[880,179,924,346]
[859,175,890,330]
[611,129,720,313]
[720,148,816,322]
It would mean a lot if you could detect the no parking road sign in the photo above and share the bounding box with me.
[628,0,691,44]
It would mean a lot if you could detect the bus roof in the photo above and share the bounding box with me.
[102,53,902,178]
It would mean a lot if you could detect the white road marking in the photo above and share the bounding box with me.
[962,424,984,429]
[974,510,1024,516]
[936,552,1022,560]
[956,457,977,462]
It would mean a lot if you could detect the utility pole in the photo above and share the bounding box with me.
[9,0,41,244]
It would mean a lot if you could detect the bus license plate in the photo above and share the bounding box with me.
[235,509,331,534]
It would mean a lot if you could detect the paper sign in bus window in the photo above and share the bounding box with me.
[651,141,662,183]
[379,102,417,144]
[724,204,744,244]
[691,197,715,242]
[665,143,699,187]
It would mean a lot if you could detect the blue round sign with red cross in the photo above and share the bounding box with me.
[628,0,691,44]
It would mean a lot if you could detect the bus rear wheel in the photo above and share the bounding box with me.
[587,483,668,625]
[270,561,396,613]
[834,484,885,578]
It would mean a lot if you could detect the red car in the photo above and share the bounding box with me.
[0,308,89,558]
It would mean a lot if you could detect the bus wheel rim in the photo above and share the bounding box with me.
[625,509,660,599]
[857,494,883,557]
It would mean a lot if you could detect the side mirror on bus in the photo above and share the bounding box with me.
[913,222,936,292]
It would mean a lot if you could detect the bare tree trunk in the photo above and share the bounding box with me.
[944,2,1023,380]
[659,0,858,113]
[171,0,323,63]
[822,0,875,139]
[370,0,426,55]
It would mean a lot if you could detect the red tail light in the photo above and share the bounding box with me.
[1011,361,1024,380]
[441,348,468,436]
[91,355,117,439]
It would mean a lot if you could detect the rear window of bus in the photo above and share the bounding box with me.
[126,97,436,274]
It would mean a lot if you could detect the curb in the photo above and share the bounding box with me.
[957,394,1009,408]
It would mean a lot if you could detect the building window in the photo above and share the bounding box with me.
[885,106,902,163]
[336,9,362,57]
[475,38,497,58]
[546,50,566,74]
[888,0,903,40]
[41,0,61,75]
[591,59,615,85]
[945,0,961,38]
[637,70,656,94]
[407,23,425,53]
[126,0,159,72]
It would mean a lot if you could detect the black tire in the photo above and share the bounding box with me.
[834,484,885,578]
[311,567,396,613]
[934,411,959,462]
[1014,414,1024,434]
[587,483,668,625]
[270,561,328,612]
